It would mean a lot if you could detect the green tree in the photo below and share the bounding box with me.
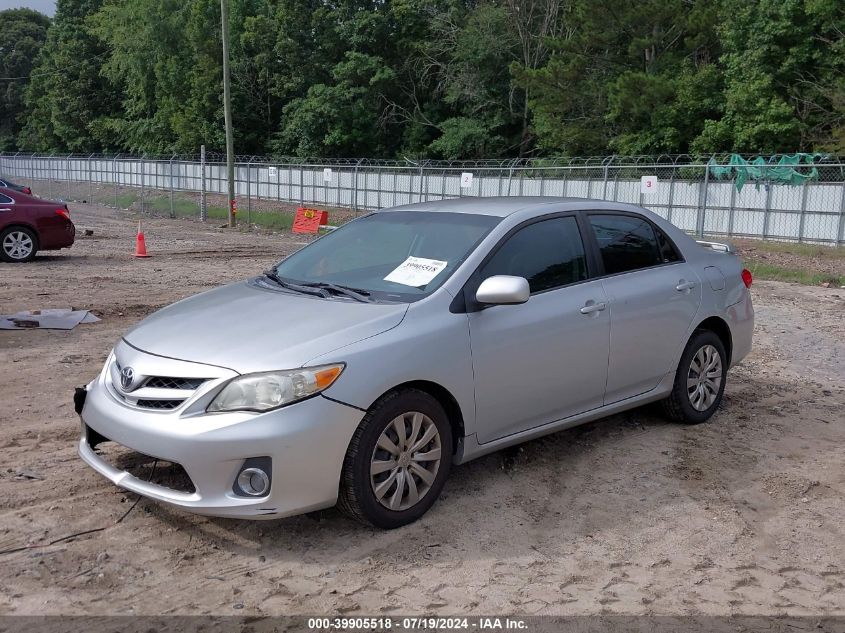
[518,0,722,156]
[0,9,51,150]
[693,0,845,154]
[422,3,519,158]
[18,0,119,152]
[271,0,429,157]
[90,0,223,153]
[8,0,845,158]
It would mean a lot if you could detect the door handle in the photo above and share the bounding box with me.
[0,208,11,212]
[676,280,696,292]
[580,301,607,315]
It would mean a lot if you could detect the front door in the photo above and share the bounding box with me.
[468,215,611,444]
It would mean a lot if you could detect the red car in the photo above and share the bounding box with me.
[0,187,75,262]
[0,177,32,195]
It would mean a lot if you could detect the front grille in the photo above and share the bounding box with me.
[109,358,213,412]
[136,399,184,410]
[144,376,206,390]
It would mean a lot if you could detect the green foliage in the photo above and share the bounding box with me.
[519,0,724,156]
[18,0,120,152]
[692,0,845,154]
[0,9,51,150]
[9,0,845,158]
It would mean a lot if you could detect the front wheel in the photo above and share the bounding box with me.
[338,389,452,528]
[662,330,727,424]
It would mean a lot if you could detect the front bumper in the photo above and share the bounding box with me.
[78,366,364,520]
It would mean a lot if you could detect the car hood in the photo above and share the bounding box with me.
[123,280,409,373]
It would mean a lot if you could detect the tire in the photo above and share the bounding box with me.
[661,329,727,424]
[0,226,38,263]
[338,389,452,529]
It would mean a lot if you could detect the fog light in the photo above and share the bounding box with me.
[237,468,270,497]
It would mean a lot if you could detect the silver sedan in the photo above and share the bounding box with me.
[77,197,754,528]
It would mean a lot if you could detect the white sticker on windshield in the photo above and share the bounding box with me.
[384,257,448,287]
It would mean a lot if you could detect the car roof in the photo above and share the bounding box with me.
[379,196,641,218]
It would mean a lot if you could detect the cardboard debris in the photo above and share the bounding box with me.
[0,309,100,331]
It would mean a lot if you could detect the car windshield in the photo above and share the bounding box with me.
[271,211,500,302]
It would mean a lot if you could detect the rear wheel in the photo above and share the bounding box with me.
[662,330,727,424]
[338,389,452,528]
[0,227,38,262]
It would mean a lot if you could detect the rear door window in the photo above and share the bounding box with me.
[588,214,662,275]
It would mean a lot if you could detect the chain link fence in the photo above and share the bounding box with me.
[2,152,844,244]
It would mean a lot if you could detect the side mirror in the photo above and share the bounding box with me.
[475,275,530,306]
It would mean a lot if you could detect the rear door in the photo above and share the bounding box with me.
[585,212,701,404]
[0,192,20,230]
[467,214,610,444]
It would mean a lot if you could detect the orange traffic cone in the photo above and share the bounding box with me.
[134,220,151,258]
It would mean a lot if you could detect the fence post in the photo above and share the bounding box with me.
[200,145,207,221]
[727,178,737,238]
[88,152,95,203]
[667,165,676,225]
[169,154,176,218]
[66,153,72,200]
[797,182,809,243]
[352,158,363,211]
[696,161,710,237]
[113,154,120,208]
[246,156,254,227]
[48,152,54,199]
[601,157,612,200]
[836,180,845,246]
[139,153,146,214]
[417,161,425,202]
[761,182,772,239]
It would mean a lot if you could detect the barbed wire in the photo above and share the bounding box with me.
[2,151,843,170]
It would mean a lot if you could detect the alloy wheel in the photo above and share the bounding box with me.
[3,231,34,261]
[687,344,723,412]
[370,411,442,511]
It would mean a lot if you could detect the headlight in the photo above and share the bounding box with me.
[207,363,344,413]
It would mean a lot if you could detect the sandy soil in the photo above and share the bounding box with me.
[0,203,843,616]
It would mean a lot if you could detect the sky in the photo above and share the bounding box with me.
[0,0,55,15]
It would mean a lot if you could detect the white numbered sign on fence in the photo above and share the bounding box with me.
[640,175,657,194]
[268,166,277,178]
[460,172,474,189]
[323,168,333,182]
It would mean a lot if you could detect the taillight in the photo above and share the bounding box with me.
[56,208,71,220]
[741,268,753,288]
[23,187,32,195]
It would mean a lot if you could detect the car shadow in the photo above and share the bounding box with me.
[146,402,691,563]
[138,360,795,569]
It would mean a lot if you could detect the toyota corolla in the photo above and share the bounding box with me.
[76,197,753,528]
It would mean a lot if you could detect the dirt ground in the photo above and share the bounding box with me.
[1,203,844,616]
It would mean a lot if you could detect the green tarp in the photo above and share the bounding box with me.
[708,153,824,192]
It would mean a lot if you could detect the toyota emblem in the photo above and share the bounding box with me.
[120,366,136,391]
